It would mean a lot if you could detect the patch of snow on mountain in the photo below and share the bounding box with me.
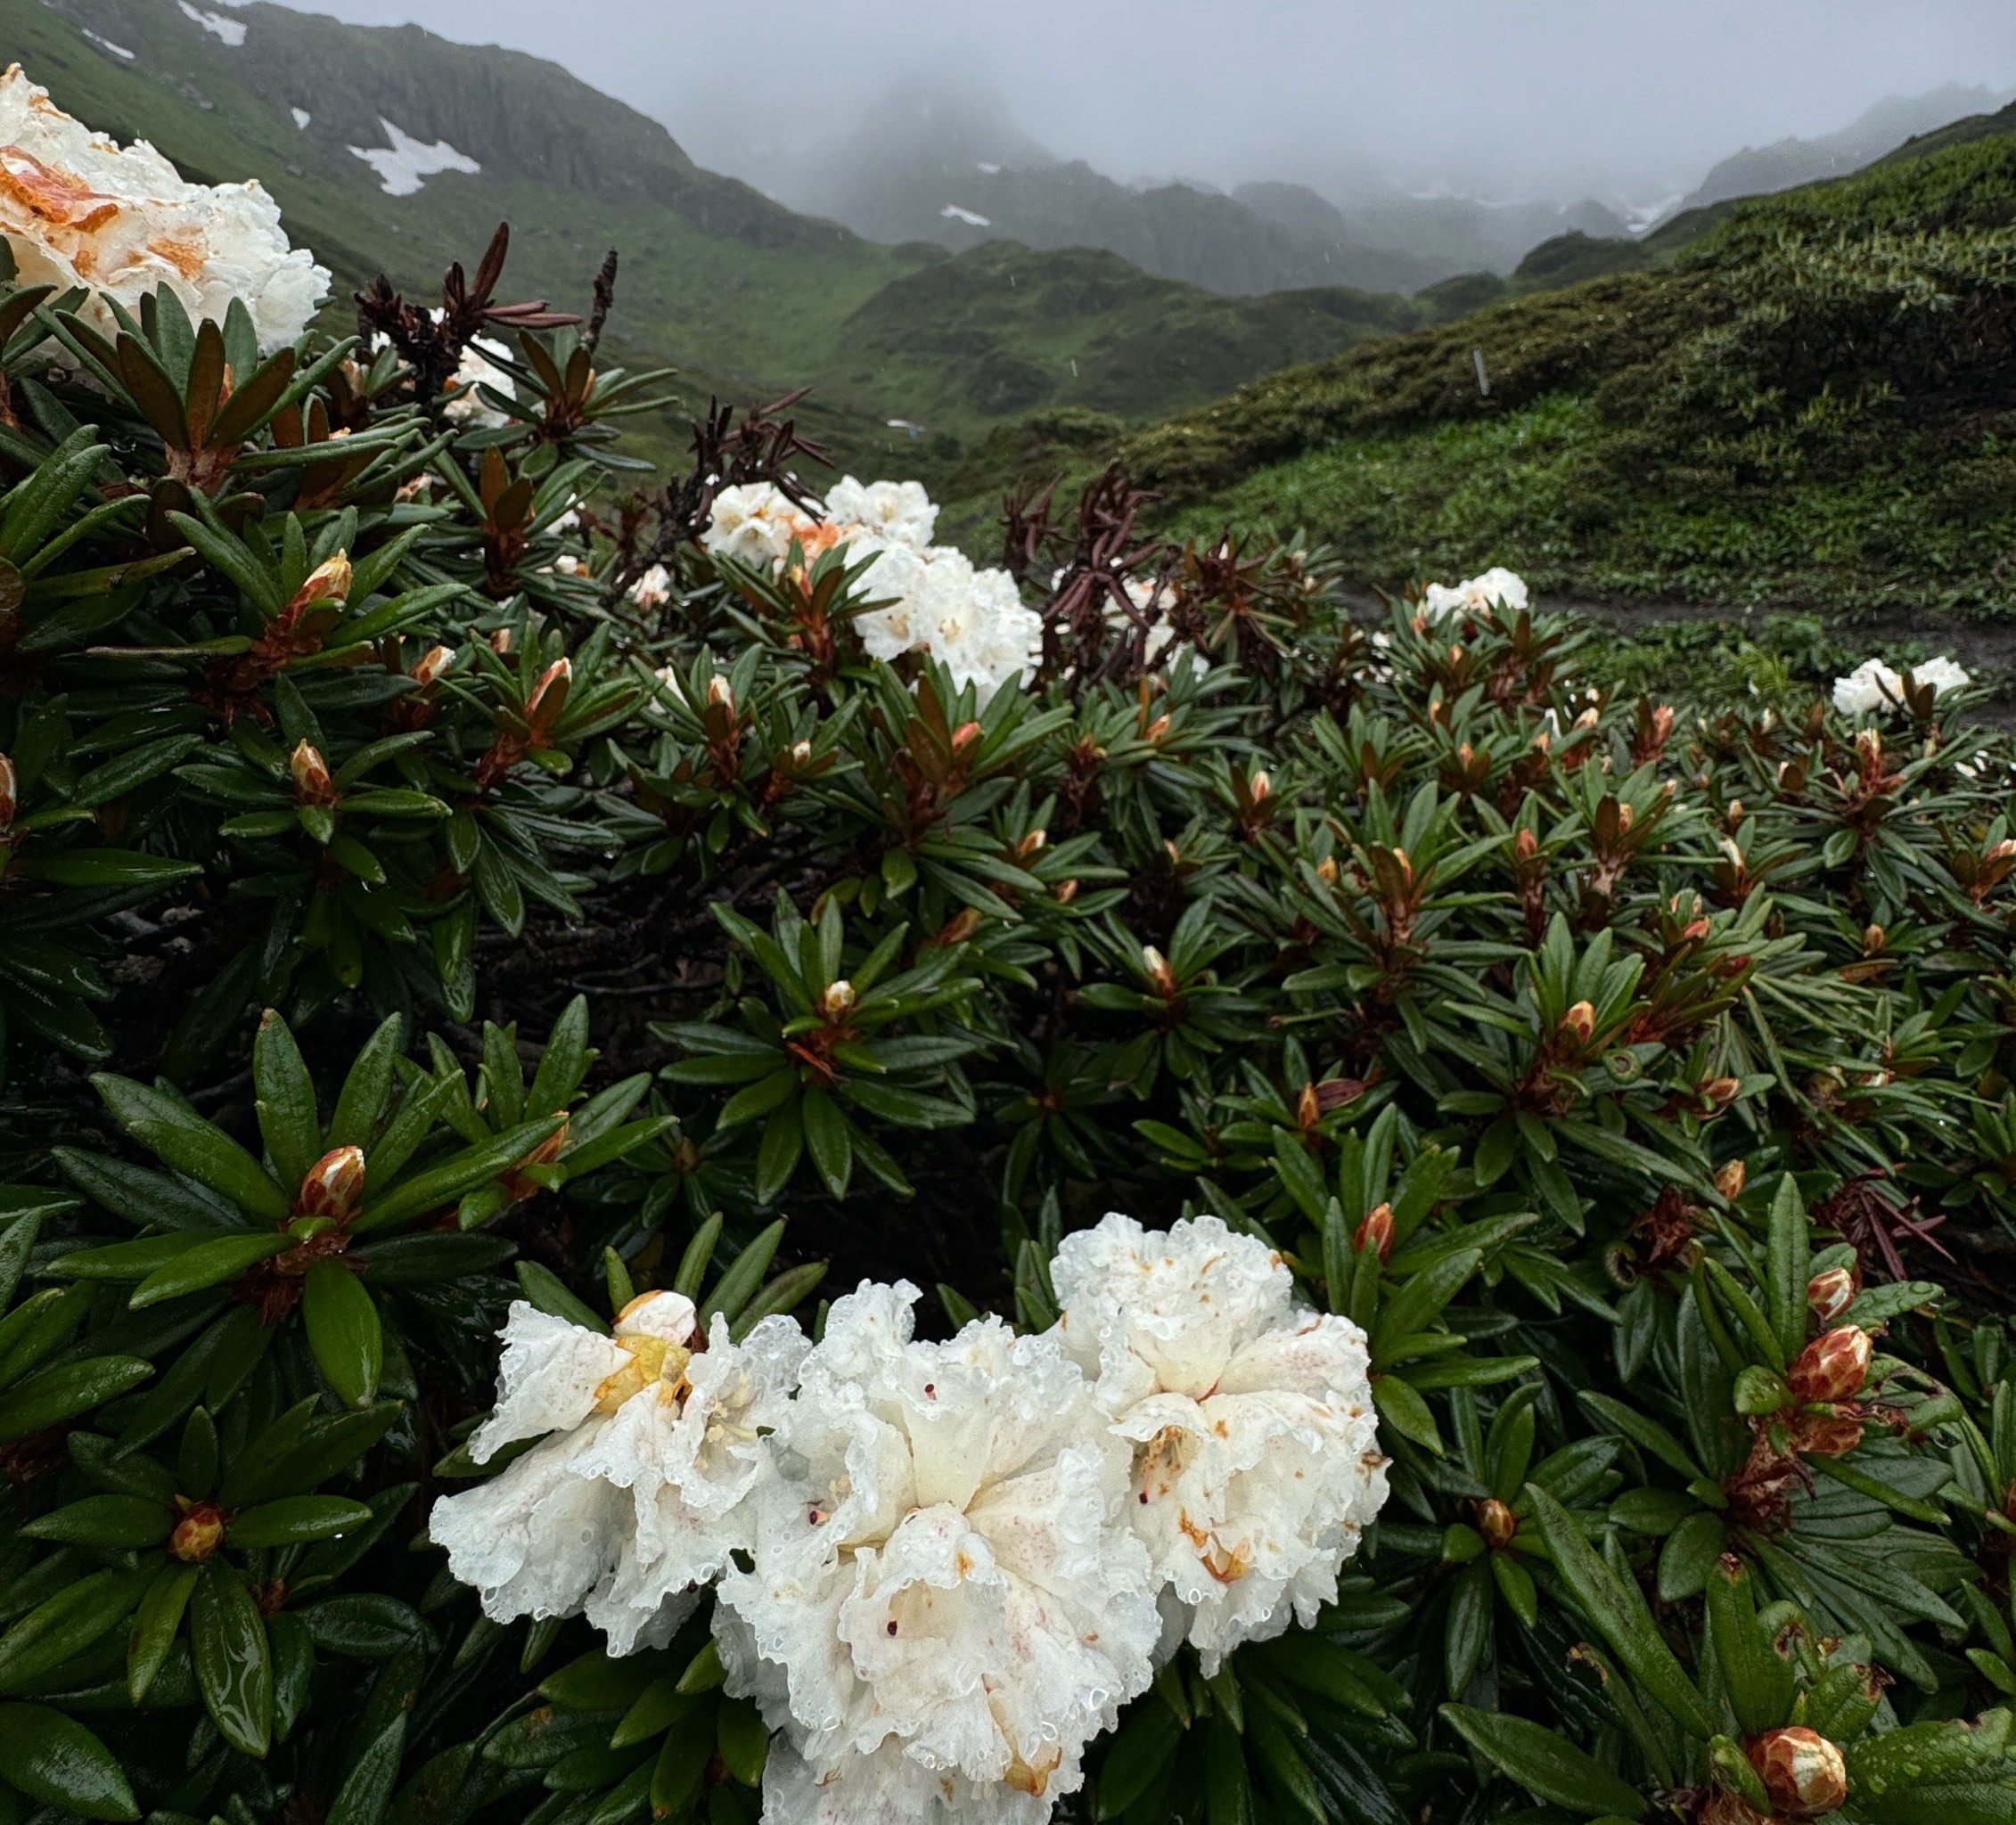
[177,2,247,45]
[291,108,311,129]
[977,161,1001,174]
[348,119,482,197]
[81,29,135,58]
[1623,193,1685,233]
[941,203,990,226]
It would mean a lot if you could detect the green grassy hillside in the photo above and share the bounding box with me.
[831,243,1425,425]
[8,0,1445,487]
[944,133,2016,617]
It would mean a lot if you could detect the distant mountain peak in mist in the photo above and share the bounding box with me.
[815,78,1056,189]
[1679,82,2016,211]
[713,68,2016,301]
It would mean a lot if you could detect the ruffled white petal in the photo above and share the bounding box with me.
[761,1735,1048,1825]
[433,1289,750,1652]
[1053,1214,1388,1673]
[1052,1213,1294,1405]
[468,1303,627,1462]
[428,1424,627,1624]
[0,65,327,351]
[574,1313,808,1632]
[824,476,938,552]
[1832,658,1903,716]
[717,1281,1158,1822]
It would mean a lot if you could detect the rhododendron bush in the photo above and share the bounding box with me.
[3,85,2016,1825]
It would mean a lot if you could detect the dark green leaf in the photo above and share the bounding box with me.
[1440,1705,1646,1817]
[0,1702,138,1820]
[192,1561,271,1756]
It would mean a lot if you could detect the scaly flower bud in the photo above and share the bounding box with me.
[1863,922,1886,953]
[288,552,352,612]
[411,644,454,690]
[1354,1202,1395,1264]
[1787,1326,1873,1405]
[1807,1266,1857,1325]
[1746,1728,1848,1820]
[290,741,336,806]
[1296,1083,1320,1131]
[1017,828,1048,858]
[1514,828,1538,860]
[1715,1159,1748,1199]
[1053,879,1078,904]
[790,740,813,765]
[1559,1001,1597,1045]
[1316,855,1340,883]
[526,658,572,728]
[952,721,984,753]
[820,979,856,1019]
[1793,1413,1864,1459]
[1248,770,1271,803]
[294,1145,366,1220]
[489,627,514,654]
[1142,945,1177,994]
[935,908,983,947]
[171,1501,227,1562]
[0,753,16,831]
[706,675,735,714]
[1474,1497,1516,1551]
[500,1119,571,1199]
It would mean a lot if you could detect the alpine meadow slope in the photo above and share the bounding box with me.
[952,123,2016,624]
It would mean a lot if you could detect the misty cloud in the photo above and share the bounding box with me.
[303,0,2016,208]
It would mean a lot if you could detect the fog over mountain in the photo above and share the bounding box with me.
[308,0,2016,220]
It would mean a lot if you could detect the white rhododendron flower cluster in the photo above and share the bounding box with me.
[851,541,1043,700]
[442,334,517,428]
[824,474,938,551]
[1045,569,1207,677]
[1422,565,1528,621]
[702,480,831,569]
[702,477,1042,700]
[0,64,327,351]
[627,562,674,611]
[718,1281,1160,1823]
[431,1215,1384,1823]
[430,1289,806,1654]
[1831,654,1971,716]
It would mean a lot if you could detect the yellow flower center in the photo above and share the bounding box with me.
[593,1334,692,1413]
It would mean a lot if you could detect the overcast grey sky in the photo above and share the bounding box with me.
[305,0,2016,202]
